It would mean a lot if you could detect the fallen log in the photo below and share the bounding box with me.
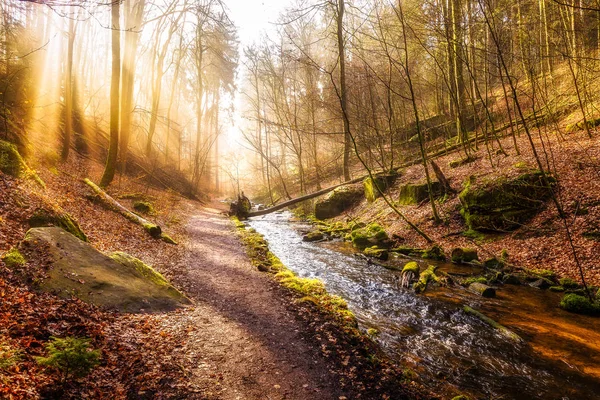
[467,282,496,298]
[83,178,175,244]
[463,306,522,342]
[247,176,365,218]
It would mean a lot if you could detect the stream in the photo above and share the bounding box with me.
[247,212,600,400]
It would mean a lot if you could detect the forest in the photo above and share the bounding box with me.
[1,0,600,399]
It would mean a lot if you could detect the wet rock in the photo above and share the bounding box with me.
[422,245,446,261]
[314,184,364,220]
[350,223,389,250]
[529,278,551,290]
[502,273,524,285]
[459,172,556,232]
[302,231,324,242]
[363,246,389,261]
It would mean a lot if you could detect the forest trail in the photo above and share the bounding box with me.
[173,206,347,399]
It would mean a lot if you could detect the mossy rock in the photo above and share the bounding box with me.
[315,184,364,220]
[549,286,565,292]
[530,268,556,280]
[20,227,190,312]
[364,173,397,203]
[363,246,389,260]
[451,248,478,264]
[482,257,504,269]
[28,208,87,242]
[1,248,26,268]
[391,246,423,256]
[133,201,155,215]
[0,140,44,187]
[422,245,446,261]
[449,156,477,169]
[503,273,525,285]
[402,261,420,275]
[464,276,488,285]
[459,171,556,232]
[413,265,439,293]
[559,293,600,315]
[302,230,324,242]
[350,223,389,250]
[398,180,441,205]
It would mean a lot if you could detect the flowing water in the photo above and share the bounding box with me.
[247,212,600,400]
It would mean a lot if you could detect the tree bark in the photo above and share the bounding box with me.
[99,0,121,188]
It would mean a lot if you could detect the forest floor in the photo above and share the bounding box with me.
[0,155,427,399]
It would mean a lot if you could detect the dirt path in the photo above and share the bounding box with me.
[171,207,348,400]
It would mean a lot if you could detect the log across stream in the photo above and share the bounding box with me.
[247,212,600,400]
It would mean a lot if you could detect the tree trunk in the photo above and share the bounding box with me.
[337,0,351,181]
[99,0,120,188]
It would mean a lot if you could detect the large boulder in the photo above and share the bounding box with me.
[363,173,398,203]
[314,184,364,220]
[459,171,556,232]
[398,180,441,205]
[20,227,190,312]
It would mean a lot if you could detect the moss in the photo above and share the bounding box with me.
[449,156,477,168]
[363,246,389,260]
[0,140,45,187]
[366,328,379,337]
[559,277,579,289]
[160,234,177,245]
[531,269,556,280]
[233,216,358,330]
[413,265,439,293]
[483,257,504,269]
[464,276,488,285]
[1,248,26,268]
[142,222,162,238]
[363,174,397,203]
[459,171,555,232]
[463,306,522,342]
[559,293,600,315]
[463,229,485,241]
[29,208,87,242]
[451,396,470,400]
[133,200,155,215]
[350,223,389,250]
[110,252,171,288]
[513,161,530,169]
[397,181,441,205]
[549,286,565,292]
[422,245,446,261]
[451,248,478,263]
[303,230,324,242]
[401,261,420,275]
[314,184,364,220]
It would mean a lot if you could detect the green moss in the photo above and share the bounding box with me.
[133,200,155,215]
[422,245,446,261]
[483,257,504,269]
[29,208,87,242]
[402,261,420,275]
[314,184,364,220]
[559,293,600,315]
[449,156,477,168]
[413,265,439,293]
[303,230,324,242]
[531,269,556,280]
[1,248,25,268]
[559,277,579,289]
[513,161,530,169]
[549,286,565,292]
[451,396,470,400]
[363,246,389,260]
[160,234,177,245]
[233,217,358,331]
[459,171,555,232]
[363,174,396,203]
[142,222,162,238]
[451,248,478,263]
[398,181,441,205]
[366,328,379,337]
[350,223,389,249]
[0,140,45,187]
[464,276,488,285]
[110,252,170,288]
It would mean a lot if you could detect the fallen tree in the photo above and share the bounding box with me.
[84,178,176,244]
